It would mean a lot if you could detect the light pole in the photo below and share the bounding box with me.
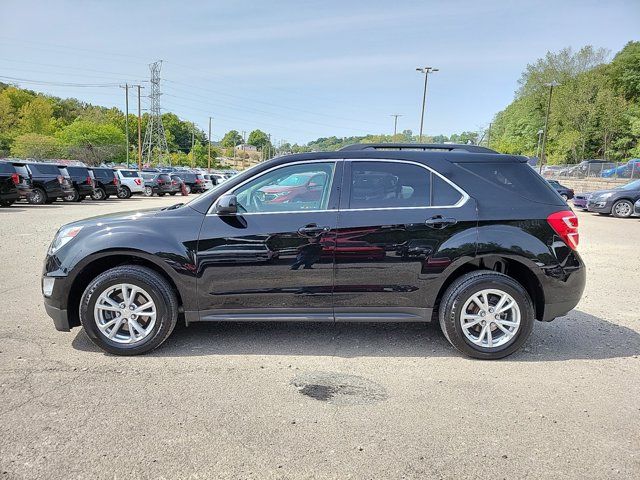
[390,114,402,137]
[416,66,438,142]
[536,129,544,160]
[539,81,560,173]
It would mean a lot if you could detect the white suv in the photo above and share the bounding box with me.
[115,170,145,199]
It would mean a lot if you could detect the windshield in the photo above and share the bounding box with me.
[620,179,640,190]
[277,173,312,187]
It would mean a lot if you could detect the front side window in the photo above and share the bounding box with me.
[233,162,335,214]
[349,161,431,209]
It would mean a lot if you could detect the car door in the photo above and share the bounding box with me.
[332,159,478,321]
[196,160,342,321]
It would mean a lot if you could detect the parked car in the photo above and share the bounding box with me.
[115,170,145,199]
[169,175,186,195]
[634,199,640,216]
[201,174,215,190]
[0,161,23,207]
[42,143,585,360]
[207,173,227,185]
[557,160,614,177]
[547,180,574,201]
[25,162,74,204]
[89,167,119,200]
[140,173,174,196]
[3,161,33,205]
[256,170,328,204]
[587,179,640,217]
[178,171,207,193]
[601,159,640,178]
[62,166,95,202]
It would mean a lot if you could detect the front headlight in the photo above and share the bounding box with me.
[49,225,83,255]
[596,192,614,201]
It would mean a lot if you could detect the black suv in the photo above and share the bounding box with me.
[89,167,119,200]
[0,161,23,207]
[140,173,174,196]
[42,144,586,359]
[25,162,74,204]
[178,171,207,193]
[62,165,95,202]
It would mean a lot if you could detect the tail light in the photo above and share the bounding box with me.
[11,173,19,185]
[134,178,142,185]
[113,176,119,186]
[195,178,202,184]
[547,210,579,250]
[86,176,92,185]
[57,175,64,184]
[158,179,164,184]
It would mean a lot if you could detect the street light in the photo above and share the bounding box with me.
[416,66,439,142]
[539,81,560,173]
[536,129,544,160]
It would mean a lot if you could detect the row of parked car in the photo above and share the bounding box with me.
[0,160,235,207]
[571,178,640,218]
[544,159,640,179]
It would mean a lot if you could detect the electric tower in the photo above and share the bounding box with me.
[142,60,169,166]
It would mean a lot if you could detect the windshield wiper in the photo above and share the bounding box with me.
[161,203,184,211]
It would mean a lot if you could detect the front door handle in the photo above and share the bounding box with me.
[425,215,457,229]
[297,224,330,236]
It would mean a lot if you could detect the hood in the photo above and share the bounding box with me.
[64,207,161,229]
[577,189,609,197]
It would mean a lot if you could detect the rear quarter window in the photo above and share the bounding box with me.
[67,167,89,177]
[159,174,172,182]
[29,164,61,175]
[456,162,562,204]
[0,162,15,174]
[119,170,140,178]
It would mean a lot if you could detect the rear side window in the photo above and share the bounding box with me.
[67,167,89,177]
[119,170,140,178]
[159,174,171,182]
[432,176,463,206]
[0,162,15,174]
[58,167,70,177]
[349,161,431,209]
[457,162,561,204]
[29,163,60,175]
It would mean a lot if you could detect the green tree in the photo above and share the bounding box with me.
[608,41,640,101]
[247,129,270,150]
[57,120,126,165]
[10,133,62,159]
[18,97,56,135]
[220,129,243,148]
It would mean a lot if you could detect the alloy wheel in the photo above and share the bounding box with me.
[93,283,157,344]
[460,288,521,349]
[613,201,632,217]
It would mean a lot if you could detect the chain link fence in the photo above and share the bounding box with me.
[542,160,640,180]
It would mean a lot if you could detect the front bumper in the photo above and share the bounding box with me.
[42,275,72,332]
[587,199,612,213]
[572,198,588,209]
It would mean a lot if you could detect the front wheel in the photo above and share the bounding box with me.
[184,184,191,194]
[63,188,80,202]
[91,187,106,201]
[28,187,47,205]
[439,271,534,360]
[143,186,153,197]
[79,265,178,355]
[612,199,633,218]
[117,186,131,199]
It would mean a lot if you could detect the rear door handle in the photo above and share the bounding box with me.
[425,215,457,229]
[297,224,330,236]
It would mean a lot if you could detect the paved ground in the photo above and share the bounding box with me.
[0,196,638,479]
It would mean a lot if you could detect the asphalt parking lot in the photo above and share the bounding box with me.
[0,197,638,479]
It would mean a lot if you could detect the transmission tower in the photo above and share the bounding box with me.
[142,60,169,166]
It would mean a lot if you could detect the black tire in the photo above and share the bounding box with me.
[62,188,80,202]
[28,187,47,205]
[438,270,534,360]
[612,199,633,218]
[158,193,165,196]
[0,199,15,207]
[143,186,153,197]
[169,192,177,196]
[91,187,106,201]
[117,186,131,199]
[77,195,86,202]
[79,265,179,355]
[44,197,56,204]
[104,194,111,199]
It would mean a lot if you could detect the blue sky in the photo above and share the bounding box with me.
[0,0,638,144]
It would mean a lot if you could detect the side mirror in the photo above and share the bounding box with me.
[216,194,238,215]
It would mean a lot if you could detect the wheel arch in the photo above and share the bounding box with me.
[66,251,185,329]
[433,255,545,321]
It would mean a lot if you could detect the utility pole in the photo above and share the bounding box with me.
[539,81,560,173]
[416,66,439,142]
[136,85,143,171]
[391,114,402,137]
[486,122,492,148]
[208,116,212,172]
[120,84,130,168]
[190,123,195,168]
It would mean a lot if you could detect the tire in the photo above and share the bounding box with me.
[561,194,568,202]
[612,199,633,218]
[104,194,111,199]
[44,198,56,204]
[117,186,131,199]
[0,199,15,207]
[62,188,80,202]
[158,193,165,196]
[28,187,47,205]
[184,184,191,194]
[143,186,153,197]
[79,265,179,355]
[91,187,106,201]
[78,195,86,202]
[438,270,534,360]
[170,192,177,196]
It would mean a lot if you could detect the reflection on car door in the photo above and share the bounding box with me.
[196,161,342,321]
[332,159,478,321]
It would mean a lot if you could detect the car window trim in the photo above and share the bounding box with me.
[207,159,340,216]
[342,159,469,211]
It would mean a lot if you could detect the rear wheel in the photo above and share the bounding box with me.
[28,187,47,205]
[612,199,633,218]
[143,186,153,197]
[117,186,131,199]
[439,271,534,360]
[91,187,106,201]
[62,188,80,202]
[184,184,191,194]
[79,266,178,355]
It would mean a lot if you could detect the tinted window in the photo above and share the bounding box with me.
[458,162,561,204]
[67,167,89,177]
[13,165,28,176]
[349,161,430,209]
[141,173,155,180]
[0,162,15,174]
[58,167,70,177]
[182,173,196,182]
[233,162,335,213]
[158,174,172,182]
[29,163,61,175]
[119,170,140,178]
[432,175,463,206]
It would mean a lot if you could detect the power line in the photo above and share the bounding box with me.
[0,75,121,87]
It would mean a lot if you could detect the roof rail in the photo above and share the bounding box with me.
[339,143,497,154]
